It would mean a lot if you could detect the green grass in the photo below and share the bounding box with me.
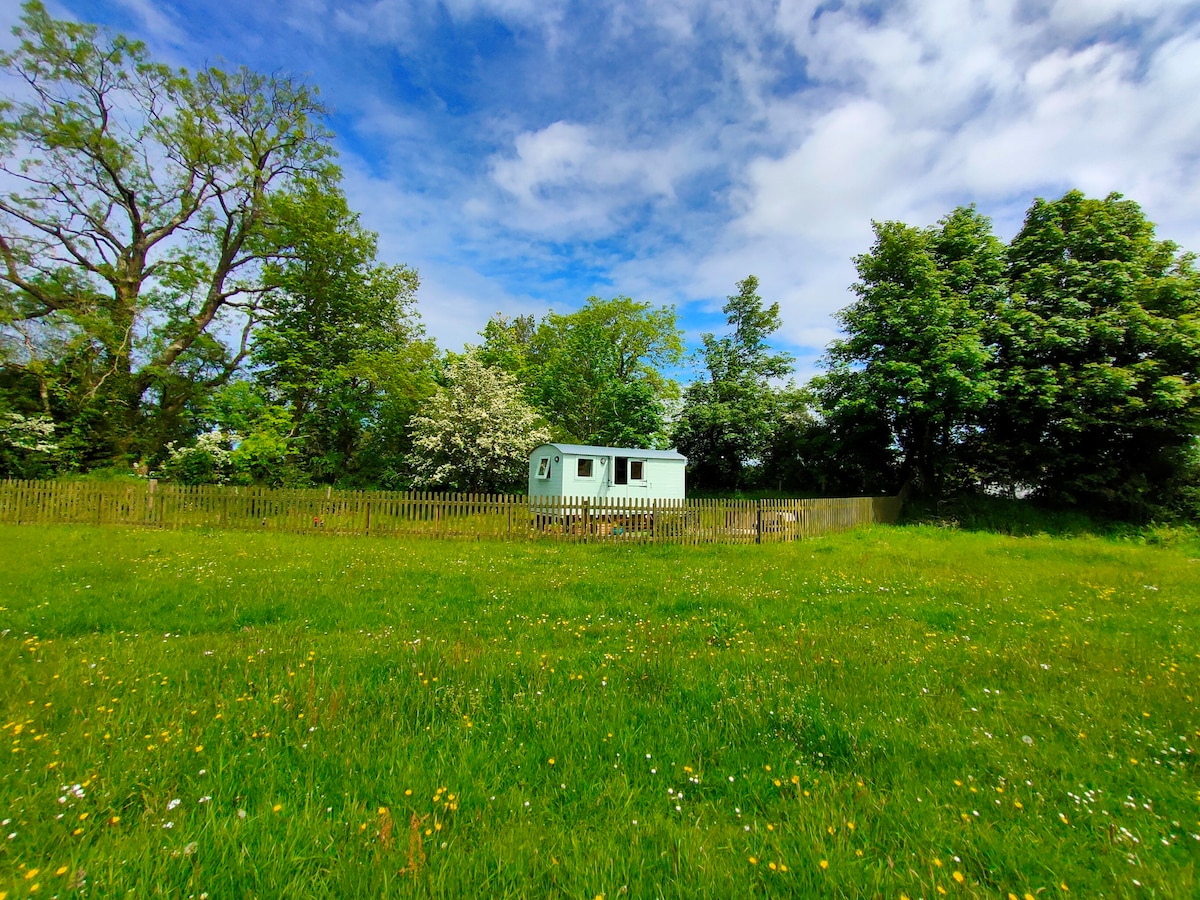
[0,524,1197,898]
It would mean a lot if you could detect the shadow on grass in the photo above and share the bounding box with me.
[900,494,1200,546]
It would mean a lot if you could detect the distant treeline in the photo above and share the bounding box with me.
[2,3,1198,521]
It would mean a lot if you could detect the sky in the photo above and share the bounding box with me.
[4,0,1200,382]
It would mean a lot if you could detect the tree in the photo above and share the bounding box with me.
[0,1,336,467]
[249,181,433,483]
[672,276,793,489]
[817,208,1004,497]
[989,191,1200,516]
[476,296,683,448]
[406,353,550,493]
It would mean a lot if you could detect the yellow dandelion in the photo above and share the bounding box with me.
[819,859,829,870]
[953,871,965,884]
[55,867,68,876]
[768,862,777,871]
[24,870,39,880]
[273,803,282,813]
[548,758,555,765]
[748,856,758,865]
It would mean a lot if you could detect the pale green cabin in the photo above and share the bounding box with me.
[528,443,687,502]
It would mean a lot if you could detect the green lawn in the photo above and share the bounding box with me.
[0,524,1196,898]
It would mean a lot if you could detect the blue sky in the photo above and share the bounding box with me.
[5,0,1200,382]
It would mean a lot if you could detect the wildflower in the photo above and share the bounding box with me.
[748,856,758,865]
[273,804,282,813]
[953,871,965,883]
[819,860,828,870]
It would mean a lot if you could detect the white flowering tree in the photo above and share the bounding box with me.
[0,412,58,478]
[407,354,550,492]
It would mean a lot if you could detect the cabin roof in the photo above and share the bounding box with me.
[534,442,687,462]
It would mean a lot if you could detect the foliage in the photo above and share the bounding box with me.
[0,410,57,478]
[818,208,1004,497]
[406,353,550,492]
[477,296,683,448]
[250,181,434,484]
[988,191,1200,518]
[1,524,1197,897]
[159,432,237,485]
[673,276,794,489]
[0,1,336,467]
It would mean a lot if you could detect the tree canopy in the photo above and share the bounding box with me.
[819,207,1004,498]
[672,276,794,489]
[0,1,337,466]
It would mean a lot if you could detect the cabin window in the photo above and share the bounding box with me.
[577,458,594,478]
[630,460,645,481]
[536,457,552,479]
[614,457,628,485]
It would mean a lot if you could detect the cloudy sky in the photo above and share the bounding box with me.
[6,0,1200,380]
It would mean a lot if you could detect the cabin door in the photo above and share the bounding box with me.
[613,456,628,485]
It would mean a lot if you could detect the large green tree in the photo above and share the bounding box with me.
[989,191,1200,516]
[476,296,683,448]
[0,1,337,468]
[249,182,435,484]
[817,207,1005,497]
[672,276,794,489]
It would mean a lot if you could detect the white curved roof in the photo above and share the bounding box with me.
[534,442,687,462]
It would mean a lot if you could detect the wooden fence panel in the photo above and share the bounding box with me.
[0,480,899,545]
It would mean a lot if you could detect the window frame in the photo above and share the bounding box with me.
[577,457,594,479]
[536,457,552,479]
[630,459,645,481]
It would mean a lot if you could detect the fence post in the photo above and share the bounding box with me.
[755,500,762,545]
[582,498,591,542]
[364,499,372,536]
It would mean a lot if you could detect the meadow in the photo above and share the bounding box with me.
[0,523,1196,898]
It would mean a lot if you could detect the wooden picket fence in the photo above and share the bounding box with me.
[0,480,901,545]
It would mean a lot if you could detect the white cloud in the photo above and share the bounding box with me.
[486,121,694,234]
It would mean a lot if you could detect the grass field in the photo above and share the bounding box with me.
[0,523,1196,898]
